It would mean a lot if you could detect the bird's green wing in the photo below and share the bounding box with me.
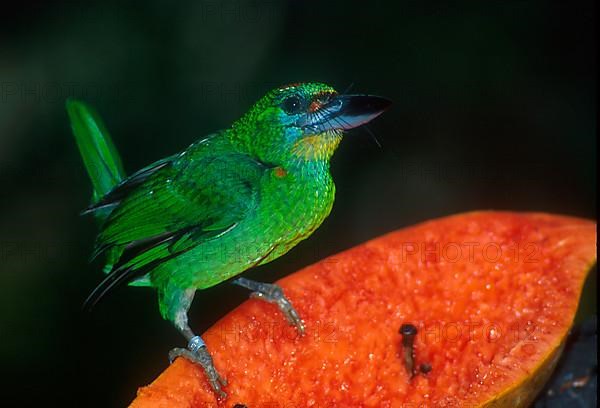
[84,141,268,308]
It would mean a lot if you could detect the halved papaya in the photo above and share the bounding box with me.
[130,211,596,407]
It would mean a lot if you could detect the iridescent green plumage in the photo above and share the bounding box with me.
[68,82,390,395]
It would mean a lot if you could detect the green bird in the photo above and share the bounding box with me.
[67,82,390,396]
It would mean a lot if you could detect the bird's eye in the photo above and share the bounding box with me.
[281,95,304,115]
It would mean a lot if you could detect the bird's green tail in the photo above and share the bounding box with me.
[67,98,125,272]
[66,98,126,208]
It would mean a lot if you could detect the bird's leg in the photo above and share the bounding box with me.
[232,277,305,334]
[166,288,227,397]
[169,336,227,397]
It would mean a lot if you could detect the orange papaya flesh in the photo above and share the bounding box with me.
[130,212,596,407]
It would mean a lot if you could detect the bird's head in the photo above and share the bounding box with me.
[231,82,391,165]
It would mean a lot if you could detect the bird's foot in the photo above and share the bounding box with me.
[169,336,227,397]
[250,283,305,334]
[233,277,304,335]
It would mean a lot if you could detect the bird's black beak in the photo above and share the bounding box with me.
[298,94,392,133]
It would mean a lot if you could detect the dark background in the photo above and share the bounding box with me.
[0,1,596,406]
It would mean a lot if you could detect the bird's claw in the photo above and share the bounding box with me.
[169,336,227,397]
[250,284,305,335]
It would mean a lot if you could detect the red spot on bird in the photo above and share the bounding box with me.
[274,167,287,178]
